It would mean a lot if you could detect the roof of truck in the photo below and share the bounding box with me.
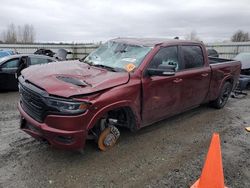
[111,37,202,47]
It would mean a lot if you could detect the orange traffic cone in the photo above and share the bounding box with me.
[191,133,227,188]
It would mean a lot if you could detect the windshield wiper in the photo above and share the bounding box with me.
[80,60,125,72]
[79,59,94,66]
[92,64,117,72]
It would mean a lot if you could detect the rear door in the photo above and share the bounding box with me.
[0,58,20,90]
[178,45,211,109]
[142,46,183,125]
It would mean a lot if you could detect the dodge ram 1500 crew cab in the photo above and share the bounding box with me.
[18,38,241,151]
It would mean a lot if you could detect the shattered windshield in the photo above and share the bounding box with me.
[83,41,151,72]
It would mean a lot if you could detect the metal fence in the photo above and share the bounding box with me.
[1,42,250,60]
[0,43,99,59]
[206,42,250,59]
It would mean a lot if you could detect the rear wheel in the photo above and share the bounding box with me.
[210,82,232,109]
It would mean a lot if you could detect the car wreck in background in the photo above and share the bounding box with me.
[207,49,219,57]
[34,48,71,60]
[0,54,58,90]
[34,48,55,57]
[17,38,241,151]
[0,49,16,58]
[234,52,250,91]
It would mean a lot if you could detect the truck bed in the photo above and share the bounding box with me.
[208,57,235,64]
[208,57,241,101]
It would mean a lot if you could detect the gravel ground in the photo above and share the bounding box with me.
[0,91,249,188]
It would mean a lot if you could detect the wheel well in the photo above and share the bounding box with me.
[225,78,233,85]
[90,107,137,139]
[223,79,234,92]
[105,107,137,131]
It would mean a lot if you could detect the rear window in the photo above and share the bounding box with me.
[181,45,204,69]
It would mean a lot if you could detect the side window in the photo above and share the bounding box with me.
[29,57,49,65]
[2,59,19,68]
[148,46,179,71]
[181,45,204,69]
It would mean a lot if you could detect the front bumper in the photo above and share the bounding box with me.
[18,102,87,150]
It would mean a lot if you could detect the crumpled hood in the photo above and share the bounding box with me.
[21,60,129,98]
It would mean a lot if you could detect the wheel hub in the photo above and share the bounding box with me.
[98,126,120,151]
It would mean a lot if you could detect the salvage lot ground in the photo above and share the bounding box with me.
[0,92,249,188]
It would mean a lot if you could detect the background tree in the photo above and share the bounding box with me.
[2,23,17,43]
[1,23,35,43]
[231,30,249,42]
[21,24,35,43]
[185,30,200,41]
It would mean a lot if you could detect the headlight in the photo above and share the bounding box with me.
[47,98,89,114]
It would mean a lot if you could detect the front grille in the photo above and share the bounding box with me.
[19,83,47,122]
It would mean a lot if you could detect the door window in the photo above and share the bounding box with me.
[29,57,50,65]
[148,46,180,71]
[181,45,204,69]
[2,59,19,68]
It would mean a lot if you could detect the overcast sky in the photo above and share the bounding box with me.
[0,0,249,43]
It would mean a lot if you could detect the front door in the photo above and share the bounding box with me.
[142,46,183,126]
[0,58,20,90]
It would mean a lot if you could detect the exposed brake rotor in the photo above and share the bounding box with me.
[98,126,120,151]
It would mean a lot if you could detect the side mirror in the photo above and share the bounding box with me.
[147,65,176,76]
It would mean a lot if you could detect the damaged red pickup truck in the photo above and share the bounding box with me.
[18,38,241,151]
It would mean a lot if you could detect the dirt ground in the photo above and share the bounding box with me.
[0,91,249,188]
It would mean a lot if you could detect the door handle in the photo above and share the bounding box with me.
[201,73,209,77]
[173,78,183,83]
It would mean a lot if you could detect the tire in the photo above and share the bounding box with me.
[210,82,232,109]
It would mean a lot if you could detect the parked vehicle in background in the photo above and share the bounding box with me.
[34,49,55,57]
[55,48,70,61]
[18,38,241,151]
[34,48,71,60]
[234,52,250,74]
[207,49,219,57]
[0,49,16,58]
[0,54,58,91]
[234,52,250,90]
